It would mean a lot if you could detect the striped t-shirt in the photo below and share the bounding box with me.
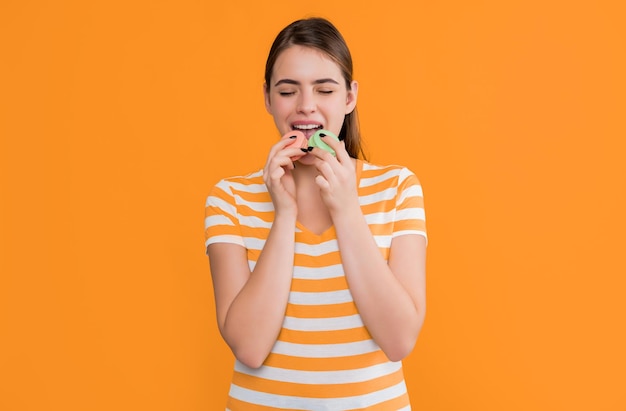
[204,159,427,410]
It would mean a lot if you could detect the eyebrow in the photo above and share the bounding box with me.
[273,78,340,87]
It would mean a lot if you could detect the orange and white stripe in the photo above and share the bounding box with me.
[205,159,426,410]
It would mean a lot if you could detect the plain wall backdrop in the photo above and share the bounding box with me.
[1,0,625,410]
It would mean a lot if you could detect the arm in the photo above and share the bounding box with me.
[208,212,296,369]
[332,214,426,361]
[207,140,304,368]
[310,140,426,361]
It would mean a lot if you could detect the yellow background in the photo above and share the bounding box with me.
[1,1,625,410]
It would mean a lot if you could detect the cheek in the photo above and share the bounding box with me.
[271,100,293,118]
[328,100,349,121]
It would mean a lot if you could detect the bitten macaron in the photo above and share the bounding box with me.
[307,129,339,157]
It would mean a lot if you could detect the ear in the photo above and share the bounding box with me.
[345,80,358,114]
[264,83,272,114]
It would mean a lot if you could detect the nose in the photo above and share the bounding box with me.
[296,90,316,114]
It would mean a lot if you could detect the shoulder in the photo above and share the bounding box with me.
[359,160,422,189]
[205,169,267,211]
[208,169,265,196]
[213,169,265,190]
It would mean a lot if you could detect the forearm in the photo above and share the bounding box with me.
[222,213,296,368]
[333,210,424,361]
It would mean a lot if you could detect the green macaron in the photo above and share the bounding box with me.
[307,129,339,156]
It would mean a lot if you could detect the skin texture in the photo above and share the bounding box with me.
[208,45,426,368]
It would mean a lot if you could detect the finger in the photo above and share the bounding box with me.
[311,156,338,186]
[335,140,350,163]
[269,165,285,182]
[265,137,299,164]
[264,153,293,184]
[314,174,330,191]
[318,133,349,163]
[307,146,337,163]
[308,146,344,179]
[269,147,301,169]
[283,147,309,160]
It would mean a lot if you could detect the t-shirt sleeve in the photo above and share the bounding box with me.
[393,168,427,243]
[204,179,245,252]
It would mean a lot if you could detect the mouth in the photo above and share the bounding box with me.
[291,122,323,139]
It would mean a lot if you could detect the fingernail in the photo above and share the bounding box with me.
[307,146,314,151]
[319,133,326,137]
[300,148,308,152]
[289,135,297,139]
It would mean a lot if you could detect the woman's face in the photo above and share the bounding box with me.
[265,45,358,152]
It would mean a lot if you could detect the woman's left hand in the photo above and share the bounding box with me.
[309,137,360,218]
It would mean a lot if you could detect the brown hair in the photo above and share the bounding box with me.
[265,17,366,160]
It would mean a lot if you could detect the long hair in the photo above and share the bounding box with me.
[265,18,366,160]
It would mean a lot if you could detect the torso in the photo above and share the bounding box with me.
[205,159,426,410]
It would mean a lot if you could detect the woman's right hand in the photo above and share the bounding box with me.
[262,137,303,216]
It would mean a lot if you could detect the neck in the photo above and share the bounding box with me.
[291,162,319,184]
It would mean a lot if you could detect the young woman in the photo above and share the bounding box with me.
[205,17,427,410]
